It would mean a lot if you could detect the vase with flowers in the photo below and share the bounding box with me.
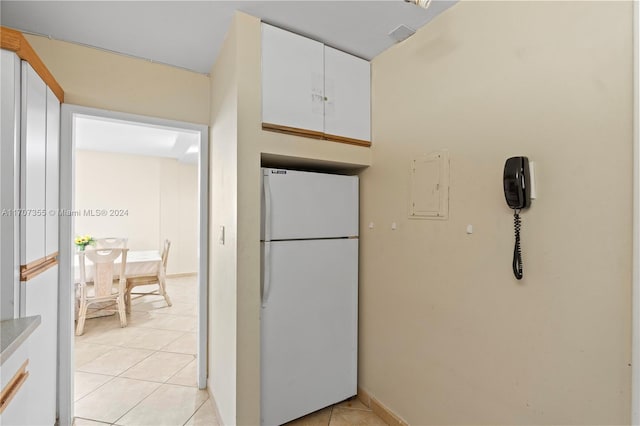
[74,235,95,251]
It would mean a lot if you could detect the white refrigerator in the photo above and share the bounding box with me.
[261,168,359,426]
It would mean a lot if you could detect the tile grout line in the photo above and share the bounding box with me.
[76,347,157,377]
[164,357,198,386]
[180,397,210,426]
[110,378,164,425]
[111,345,194,383]
[76,339,197,355]
[73,374,116,405]
[77,326,194,352]
[120,354,194,384]
[74,416,111,425]
[110,367,205,425]
[327,405,334,426]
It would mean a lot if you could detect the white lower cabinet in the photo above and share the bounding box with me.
[22,267,58,426]
[0,342,31,426]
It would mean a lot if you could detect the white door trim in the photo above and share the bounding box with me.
[57,104,209,425]
[633,1,639,423]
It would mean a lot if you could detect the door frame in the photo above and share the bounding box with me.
[633,1,639,423]
[57,104,209,425]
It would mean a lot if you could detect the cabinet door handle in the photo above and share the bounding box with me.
[0,359,29,413]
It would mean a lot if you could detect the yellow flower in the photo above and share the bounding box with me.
[75,235,94,246]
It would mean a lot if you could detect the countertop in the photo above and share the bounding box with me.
[0,315,41,365]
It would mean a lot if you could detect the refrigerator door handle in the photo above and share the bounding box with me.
[262,241,272,308]
[263,173,272,242]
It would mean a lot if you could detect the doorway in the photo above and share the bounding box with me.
[58,104,209,425]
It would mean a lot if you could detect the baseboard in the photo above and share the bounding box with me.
[357,387,409,426]
[166,272,197,278]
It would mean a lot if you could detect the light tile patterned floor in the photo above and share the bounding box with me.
[73,275,386,426]
[285,398,388,426]
[74,276,216,426]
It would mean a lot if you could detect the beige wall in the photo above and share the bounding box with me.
[208,16,239,426]
[25,34,210,124]
[75,150,198,275]
[361,1,632,424]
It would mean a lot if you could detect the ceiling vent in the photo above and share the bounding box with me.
[388,25,416,43]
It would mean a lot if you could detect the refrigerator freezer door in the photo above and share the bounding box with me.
[261,239,358,426]
[262,168,358,241]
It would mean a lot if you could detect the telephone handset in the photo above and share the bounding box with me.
[503,157,530,210]
[503,157,531,280]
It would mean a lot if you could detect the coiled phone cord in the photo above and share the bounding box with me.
[512,210,523,280]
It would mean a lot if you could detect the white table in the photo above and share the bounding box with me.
[74,250,162,283]
[74,250,163,318]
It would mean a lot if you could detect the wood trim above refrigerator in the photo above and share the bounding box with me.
[20,253,58,282]
[0,27,64,103]
[262,122,371,147]
[323,132,371,147]
[262,122,325,140]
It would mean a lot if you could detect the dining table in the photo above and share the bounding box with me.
[74,249,165,318]
[74,250,163,283]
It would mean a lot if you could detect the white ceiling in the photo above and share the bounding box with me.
[75,115,201,163]
[0,0,456,74]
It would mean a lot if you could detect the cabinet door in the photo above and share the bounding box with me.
[262,24,324,134]
[323,46,371,142]
[22,266,58,426]
[20,62,47,265]
[45,87,60,255]
[1,50,20,320]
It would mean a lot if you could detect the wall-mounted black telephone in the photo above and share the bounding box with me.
[503,157,531,280]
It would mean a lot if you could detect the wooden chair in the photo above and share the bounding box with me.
[95,237,128,249]
[125,239,172,313]
[76,248,129,336]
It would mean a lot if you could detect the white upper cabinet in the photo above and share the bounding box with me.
[261,23,371,144]
[262,24,324,134]
[1,50,20,319]
[323,46,371,142]
[20,62,47,265]
[18,61,60,265]
[45,86,60,255]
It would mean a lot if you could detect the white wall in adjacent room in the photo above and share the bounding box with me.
[75,150,198,275]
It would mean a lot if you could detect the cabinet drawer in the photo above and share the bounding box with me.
[0,345,30,426]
